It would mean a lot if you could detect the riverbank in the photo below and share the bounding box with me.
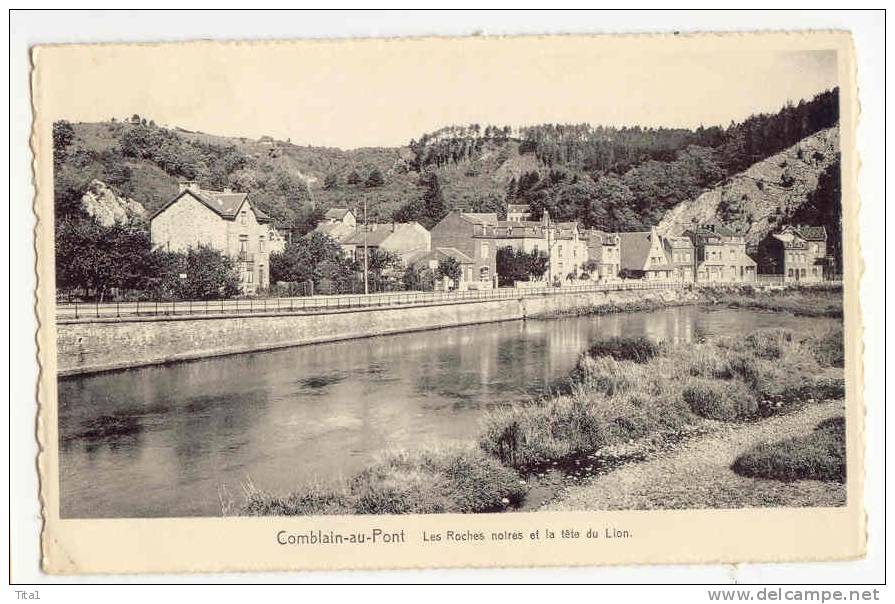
[547,399,845,511]
[530,283,843,319]
[237,321,845,516]
[700,285,843,318]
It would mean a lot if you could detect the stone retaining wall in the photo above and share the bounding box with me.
[57,288,693,375]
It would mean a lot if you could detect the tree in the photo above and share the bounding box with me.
[365,168,385,188]
[154,246,241,300]
[323,172,340,190]
[435,257,462,289]
[346,170,362,185]
[526,250,549,281]
[402,265,435,292]
[53,120,75,168]
[471,192,507,219]
[269,232,358,294]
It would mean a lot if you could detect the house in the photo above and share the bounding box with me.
[313,207,357,243]
[429,210,498,288]
[506,204,531,223]
[758,225,828,283]
[683,222,757,283]
[150,182,284,294]
[662,236,696,283]
[584,229,620,281]
[617,228,674,280]
[339,222,431,266]
[491,211,588,283]
[412,247,475,291]
[323,207,356,227]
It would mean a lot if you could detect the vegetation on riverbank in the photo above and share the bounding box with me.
[700,285,843,318]
[532,284,843,320]
[732,416,845,483]
[237,324,844,516]
[238,446,525,516]
[480,328,844,470]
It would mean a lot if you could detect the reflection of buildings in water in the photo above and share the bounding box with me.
[639,307,697,345]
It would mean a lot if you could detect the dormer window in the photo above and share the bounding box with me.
[240,210,247,225]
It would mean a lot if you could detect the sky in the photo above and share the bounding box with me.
[36,37,839,149]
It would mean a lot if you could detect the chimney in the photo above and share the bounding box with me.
[223,187,233,194]
[179,181,200,193]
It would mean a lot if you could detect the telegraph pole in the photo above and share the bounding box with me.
[363,196,369,295]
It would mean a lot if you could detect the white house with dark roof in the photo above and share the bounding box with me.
[149,182,284,293]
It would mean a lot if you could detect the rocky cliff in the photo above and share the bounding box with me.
[80,179,147,227]
[656,128,839,245]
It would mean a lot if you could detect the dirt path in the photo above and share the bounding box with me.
[546,400,846,511]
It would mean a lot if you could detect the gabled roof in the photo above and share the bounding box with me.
[412,247,474,269]
[341,222,421,246]
[324,207,353,220]
[507,204,529,213]
[150,188,255,222]
[663,236,693,249]
[314,221,356,242]
[790,226,827,241]
[435,247,474,264]
[617,231,663,272]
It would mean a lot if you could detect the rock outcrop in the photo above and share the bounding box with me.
[656,128,839,246]
[80,179,147,227]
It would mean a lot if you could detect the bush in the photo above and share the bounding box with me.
[808,327,845,368]
[731,416,845,482]
[585,336,663,364]
[744,329,794,360]
[239,447,525,516]
[240,482,352,516]
[683,378,759,421]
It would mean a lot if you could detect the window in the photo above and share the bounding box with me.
[240,211,247,225]
[239,236,248,253]
[801,268,807,277]
[479,266,490,281]
[481,242,490,259]
[246,269,253,283]
[788,269,794,278]
[558,245,564,257]
[259,235,265,252]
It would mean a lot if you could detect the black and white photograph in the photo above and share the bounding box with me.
[23,20,874,577]
[50,39,848,520]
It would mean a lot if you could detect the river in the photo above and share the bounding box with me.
[57,305,833,518]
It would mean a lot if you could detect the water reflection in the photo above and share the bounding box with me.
[58,306,833,518]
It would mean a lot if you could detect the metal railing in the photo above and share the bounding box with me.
[54,277,841,322]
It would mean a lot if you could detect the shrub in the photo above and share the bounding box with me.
[585,336,663,364]
[744,329,794,360]
[808,327,845,368]
[731,416,845,482]
[239,447,525,516]
[683,378,759,421]
[240,482,352,516]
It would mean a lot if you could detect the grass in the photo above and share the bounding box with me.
[238,446,526,516]
[583,336,663,364]
[237,325,845,515]
[701,285,843,318]
[480,325,844,470]
[731,416,846,482]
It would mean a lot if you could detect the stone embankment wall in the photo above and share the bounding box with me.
[57,288,696,376]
